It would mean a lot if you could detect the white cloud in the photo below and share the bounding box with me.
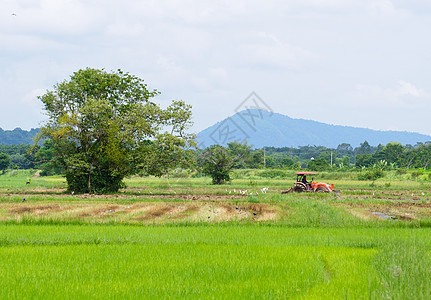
[22,88,45,106]
[156,56,182,73]
[352,80,428,108]
[1,0,431,136]
[238,31,319,70]
[2,0,105,36]
[208,67,228,82]
[0,33,76,54]
[368,0,411,17]
[396,80,427,97]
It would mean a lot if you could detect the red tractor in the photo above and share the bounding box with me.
[282,172,336,193]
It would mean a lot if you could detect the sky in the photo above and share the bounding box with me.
[1,0,431,136]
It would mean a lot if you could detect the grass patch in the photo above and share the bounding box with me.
[1,225,430,298]
[1,171,431,297]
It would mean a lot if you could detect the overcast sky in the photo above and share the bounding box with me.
[1,0,431,136]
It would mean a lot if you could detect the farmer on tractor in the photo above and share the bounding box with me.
[281,172,338,193]
[301,176,311,190]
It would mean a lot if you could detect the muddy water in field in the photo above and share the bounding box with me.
[334,200,428,221]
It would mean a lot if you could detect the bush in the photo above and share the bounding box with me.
[318,172,356,180]
[258,169,288,179]
[411,170,424,179]
[357,169,384,181]
[166,168,195,178]
[290,162,302,171]
[396,169,407,175]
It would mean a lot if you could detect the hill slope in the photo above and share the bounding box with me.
[196,109,431,148]
[0,128,40,145]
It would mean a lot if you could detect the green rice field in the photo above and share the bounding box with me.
[1,170,431,299]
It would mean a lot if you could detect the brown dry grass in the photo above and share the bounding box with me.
[135,205,176,221]
[0,192,247,201]
[9,204,65,215]
[0,201,279,224]
[76,205,122,218]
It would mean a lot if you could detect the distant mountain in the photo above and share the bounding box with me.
[196,109,431,149]
[0,128,40,145]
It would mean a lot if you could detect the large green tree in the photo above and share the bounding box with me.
[356,141,372,155]
[382,142,404,165]
[202,145,236,184]
[0,153,11,173]
[227,141,252,169]
[38,68,194,193]
[307,157,330,171]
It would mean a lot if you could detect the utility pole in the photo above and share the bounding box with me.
[263,148,266,168]
[330,151,333,167]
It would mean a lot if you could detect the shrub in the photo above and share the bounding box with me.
[411,170,424,179]
[357,169,384,181]
[259,169,288,179]
[167,168,194,178]
[396,169,407,175]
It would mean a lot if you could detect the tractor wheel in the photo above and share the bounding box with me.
[316,186,329,193]
[293,183,306,193]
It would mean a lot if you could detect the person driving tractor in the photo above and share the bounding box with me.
[281,172,336,194]
[302,176,310,189]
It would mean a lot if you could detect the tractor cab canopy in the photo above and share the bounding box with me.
[296,172,316,182]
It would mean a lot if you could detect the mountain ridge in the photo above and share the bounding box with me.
[0,128,40,145]
[196,109,431,148]
[2,112,431,148]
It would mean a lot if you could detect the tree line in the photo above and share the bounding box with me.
[0,68,430,191]
[2,139,430,175]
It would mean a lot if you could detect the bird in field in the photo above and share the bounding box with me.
[22,198,26,202]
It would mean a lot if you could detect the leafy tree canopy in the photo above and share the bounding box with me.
[0,153,11,172]
[227,141,252,169]
[307,157,330,171]
[356,141,372,155]
[37,68,194,193]
[202,145,236,184]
